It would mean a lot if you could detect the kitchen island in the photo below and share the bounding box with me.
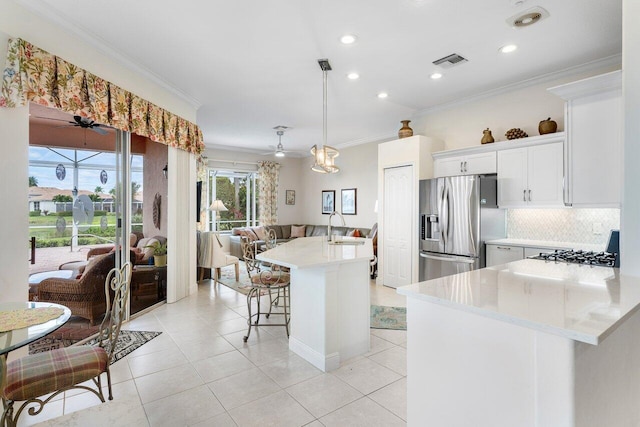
[257,236,373,371]
[397,259,640,427]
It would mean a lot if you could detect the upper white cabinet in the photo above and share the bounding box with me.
[434,151,496,177]
[497,142,564,208]
[548,71,622,207]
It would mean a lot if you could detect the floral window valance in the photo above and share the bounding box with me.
[0,38,204,155]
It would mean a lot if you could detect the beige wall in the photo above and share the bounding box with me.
[143,141,168,237]
[298,142,379,229]
[0,2,195,122]
[411,66,620,152]
[203,144,379,230]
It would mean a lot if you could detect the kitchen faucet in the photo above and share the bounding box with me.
[327,211,345,242]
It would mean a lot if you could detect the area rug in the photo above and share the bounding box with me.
[215,261,252,295]
[29,324,100,353]
[85,330,162,364]
[370,305,407,330]
[30,329,161,364]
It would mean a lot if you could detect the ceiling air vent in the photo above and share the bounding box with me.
[506,6,550,28]
[432,53,468,69]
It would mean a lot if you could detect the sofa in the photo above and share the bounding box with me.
[228,224,373,259]
[83,232,167,266]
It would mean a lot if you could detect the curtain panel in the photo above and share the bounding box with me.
[0,38,204,156]
[257,161,280,226]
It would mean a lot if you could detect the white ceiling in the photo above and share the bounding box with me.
[20,0,621,156]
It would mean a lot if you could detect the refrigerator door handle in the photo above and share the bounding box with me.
[438,182,448,249]
[420,252,476,264]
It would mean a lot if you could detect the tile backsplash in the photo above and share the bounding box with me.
[507,208,620,246]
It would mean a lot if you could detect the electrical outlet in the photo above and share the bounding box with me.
[592,222,603,235]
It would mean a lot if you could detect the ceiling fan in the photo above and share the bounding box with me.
[262,126,304,157]
[35,115,109,135]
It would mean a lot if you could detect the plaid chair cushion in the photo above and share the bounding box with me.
[4,346,108,401]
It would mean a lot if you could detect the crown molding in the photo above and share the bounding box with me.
[12,0,202,110]
[412,54,622,118]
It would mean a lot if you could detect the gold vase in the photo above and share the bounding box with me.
[398,120,413,139]
[481,128,495,144]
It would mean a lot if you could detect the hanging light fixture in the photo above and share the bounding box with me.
[273,126,288,158]
[311,58,340,174]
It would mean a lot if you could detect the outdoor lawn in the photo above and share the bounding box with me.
[29,211,143,247]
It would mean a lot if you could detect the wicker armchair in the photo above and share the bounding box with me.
[38,253,115,325]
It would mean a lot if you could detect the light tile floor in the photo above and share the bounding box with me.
[25,279,407,427]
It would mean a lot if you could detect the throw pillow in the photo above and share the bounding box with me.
[141,238,159,260]
[291,225,306,238]
[129,233,138,247]
[137,237,151,250]
[239,229,256,242]
[254,226,269,241]
[82,253,106,276]
[245,228,260,241]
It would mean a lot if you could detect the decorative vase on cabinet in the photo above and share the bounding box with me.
[398,120,413,139]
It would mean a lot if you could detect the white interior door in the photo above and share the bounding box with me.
[383,165,413,288]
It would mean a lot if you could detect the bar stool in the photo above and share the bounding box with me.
[240,236,290,342]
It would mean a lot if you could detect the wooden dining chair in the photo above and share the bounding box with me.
[240,237,290,342]
[0,262,132,427]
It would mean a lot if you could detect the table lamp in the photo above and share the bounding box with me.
[209,199,228,231]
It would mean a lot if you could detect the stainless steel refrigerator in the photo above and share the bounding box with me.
[419,175,505,282]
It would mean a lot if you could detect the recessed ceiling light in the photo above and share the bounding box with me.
[377,92,388,99]
[347,72,360,80]
[500,44,518,53]
[430,72,443,80]
[340,34,357,44]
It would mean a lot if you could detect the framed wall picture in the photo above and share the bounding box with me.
[322,190,335,214]
[341,188,357,215]
[286,190,295,205]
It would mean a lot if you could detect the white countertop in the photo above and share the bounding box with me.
[256,236,374,269]
[397,259,640,345]
[485,238,605,252]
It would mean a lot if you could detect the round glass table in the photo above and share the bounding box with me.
[0,302,71,356]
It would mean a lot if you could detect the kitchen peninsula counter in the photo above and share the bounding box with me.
[397,259,640,427]
[257,236,373,372]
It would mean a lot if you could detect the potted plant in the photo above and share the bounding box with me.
[145,241,167,267]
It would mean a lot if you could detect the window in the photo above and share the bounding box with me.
[33,201,40,211]
[209,170,259,231]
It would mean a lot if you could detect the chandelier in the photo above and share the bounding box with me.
[311,59,340,173]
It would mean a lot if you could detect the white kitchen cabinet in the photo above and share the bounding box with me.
[486,244,561,267]
[434,151,496,177]
[486,244,524,266]
[497,142,563,208]
[548,71,622,207]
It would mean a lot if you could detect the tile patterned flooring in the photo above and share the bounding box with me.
[22,279,407,427]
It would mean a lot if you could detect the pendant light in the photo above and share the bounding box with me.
[311,58,340,173]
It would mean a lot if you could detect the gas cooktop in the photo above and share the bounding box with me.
[530,249,618,267]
